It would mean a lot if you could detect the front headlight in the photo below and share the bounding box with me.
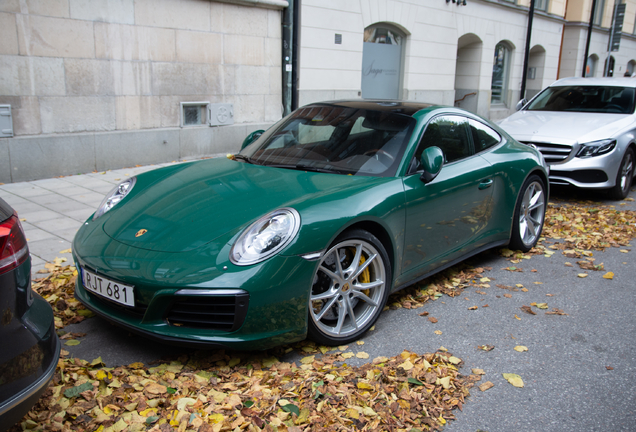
[576,139,616,158]
[230,208,301,266]
[93,177,136,220]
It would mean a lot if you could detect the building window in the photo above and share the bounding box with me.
[593,0,605,26]
[361,24,405,99]
[585,55,598,77]
[491,43,510,105]
[535,0,549,12]
[604,56,615,77]
[180,102,209,127]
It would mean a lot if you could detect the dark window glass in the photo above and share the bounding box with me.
[526,85,635,114]
[241,105,415,177]
[468,119,501,152]
[409,115,473,173]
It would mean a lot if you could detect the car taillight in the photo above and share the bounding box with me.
[0,214,29,275]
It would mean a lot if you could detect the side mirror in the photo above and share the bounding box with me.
[515,99,528,111]
[241,130,265,150]
[420,146,444,183]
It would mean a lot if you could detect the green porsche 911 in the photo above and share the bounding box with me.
[73,100,548,350]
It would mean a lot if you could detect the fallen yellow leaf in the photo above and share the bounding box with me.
[513,345,528,352]
[578,273,588,278]
[356,351,369,359]
[514,314,521,320]
[434,330,443,335]
[603,272,614,280]
[502,373,524,388]
[300,356,314,364]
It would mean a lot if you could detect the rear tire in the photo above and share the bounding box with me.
[307,229,391,346]
[609,148,634,200]
[509,175,546,252]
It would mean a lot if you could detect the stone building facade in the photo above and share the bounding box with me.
[0,0,286,182]
[1,0,636,183]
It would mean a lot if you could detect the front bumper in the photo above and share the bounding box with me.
[545,148,622,189]
[73,250,316,351]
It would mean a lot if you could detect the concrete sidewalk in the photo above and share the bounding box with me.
[0,161,190,275]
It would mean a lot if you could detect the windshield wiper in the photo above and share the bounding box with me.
[267,163,347,175]
[233,154,258,164]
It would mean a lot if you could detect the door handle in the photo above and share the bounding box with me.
[478,178,494,190]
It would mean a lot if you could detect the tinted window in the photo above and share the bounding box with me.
[526,85,635,114]
[468,119,501,152]
[241,105,415,177]
[409,115,473,173]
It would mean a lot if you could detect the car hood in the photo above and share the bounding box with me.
[102,158,384,253]
[498,110,633,145]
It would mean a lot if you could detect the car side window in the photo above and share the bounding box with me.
[409,115,473,174]
[468,118,501,153]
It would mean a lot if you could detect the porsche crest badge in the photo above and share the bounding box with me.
[135,229,148,237]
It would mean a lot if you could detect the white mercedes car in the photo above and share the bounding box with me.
[499,77,636,199]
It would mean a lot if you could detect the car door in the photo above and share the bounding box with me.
[399,114,496,282]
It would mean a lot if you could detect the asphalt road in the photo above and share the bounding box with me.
[61,186,636,432]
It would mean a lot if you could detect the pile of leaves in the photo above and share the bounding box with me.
[542,202,636,251]
[12,350,472,432]
[32,259,92,328]
[388,264,491,311]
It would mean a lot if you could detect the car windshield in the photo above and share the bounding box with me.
[240,105,416,177]
[526,85,636,114]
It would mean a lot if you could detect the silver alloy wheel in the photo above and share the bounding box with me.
[619,151,634,194]
[518,180,545,247]
[310,239,386,339]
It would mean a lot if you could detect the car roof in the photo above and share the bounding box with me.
[306,100,437,117]
[550,77,636,88]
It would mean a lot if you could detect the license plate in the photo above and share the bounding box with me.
[81,267,135,307]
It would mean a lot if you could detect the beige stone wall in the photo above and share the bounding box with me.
[0,0,285,137]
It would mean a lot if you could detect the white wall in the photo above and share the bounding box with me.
[299,0,565,120]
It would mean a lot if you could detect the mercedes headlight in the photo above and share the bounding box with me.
[576,139,616,158]
[230,208,301,266]
[93,177,136,220]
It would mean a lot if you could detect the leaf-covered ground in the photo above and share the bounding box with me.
[13,200,636,431]
[13,348,472,432]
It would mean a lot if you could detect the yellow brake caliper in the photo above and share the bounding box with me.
[359,254,371,296]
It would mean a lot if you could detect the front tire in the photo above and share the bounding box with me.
[609,148,634,200]
[509,175,546,252]
[307,229,391,346]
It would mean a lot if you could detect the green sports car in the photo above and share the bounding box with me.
[73,100,548,350]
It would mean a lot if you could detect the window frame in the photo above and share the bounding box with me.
[180,101,210,128]
[535,0,549,12]
[491,43,511,105]
[468,118,502,154]
[408,114,476,175]
[593,0,605,26]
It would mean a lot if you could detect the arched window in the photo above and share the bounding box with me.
[585,55,598,77]
[491,43,511,104]
[604,56,615,77]
[361,24,406,99]
[627,60,636,77]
